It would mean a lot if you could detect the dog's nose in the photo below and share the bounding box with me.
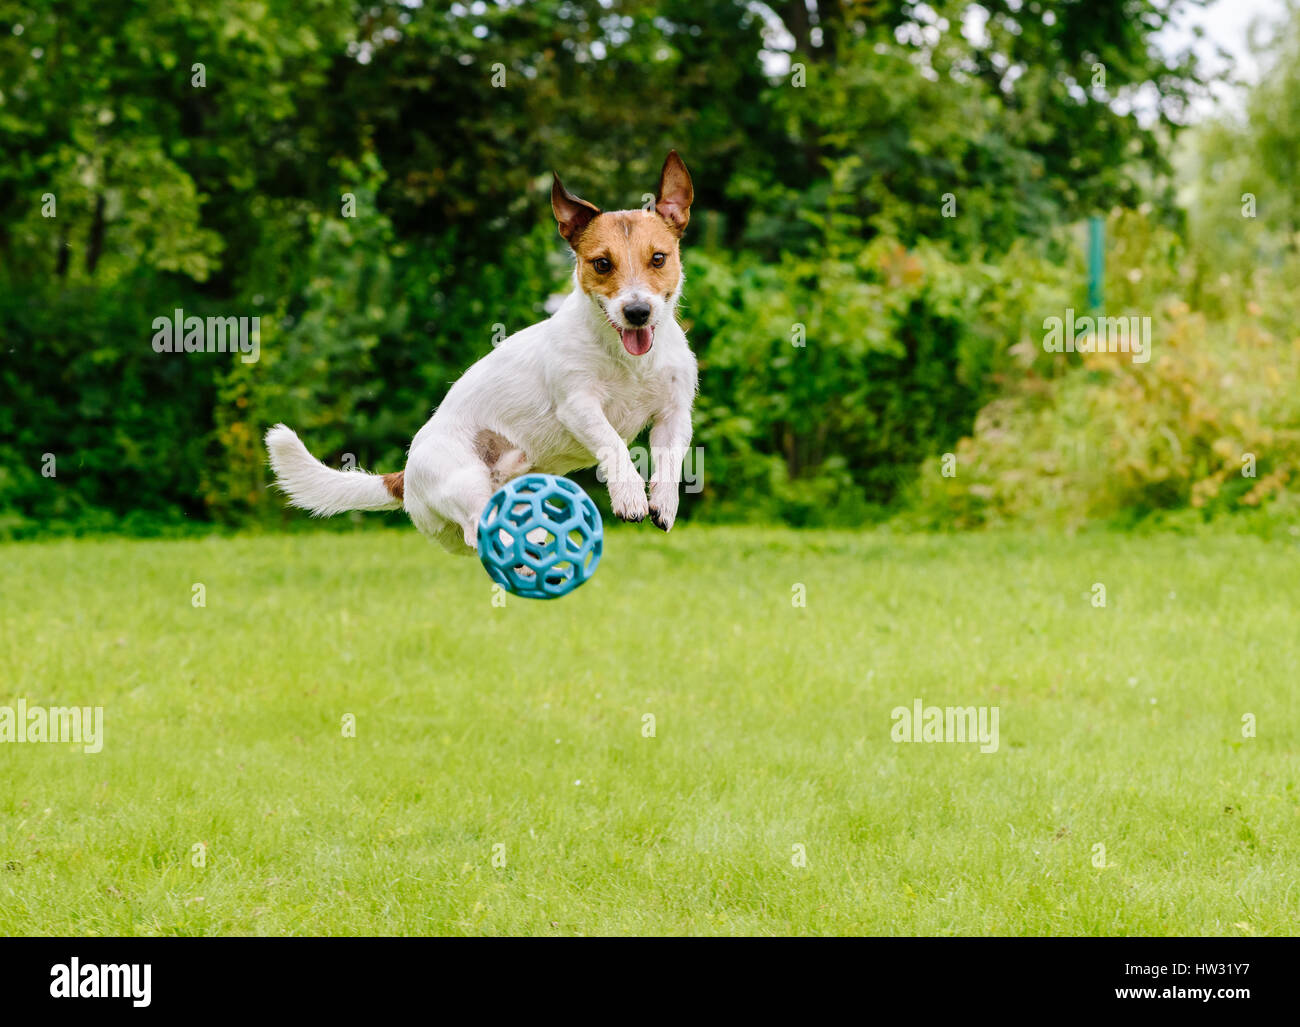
[623,302,651,327]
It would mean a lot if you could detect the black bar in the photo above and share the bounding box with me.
[0,937,1291,1015]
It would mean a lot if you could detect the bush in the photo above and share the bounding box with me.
[685,233,1078,524]
[0,282,217,539]
[907,210,1300,530]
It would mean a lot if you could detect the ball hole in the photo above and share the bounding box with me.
[543,496,573,519]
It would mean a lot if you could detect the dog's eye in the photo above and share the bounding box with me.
[592,257,612,274]
[650,252,666,268]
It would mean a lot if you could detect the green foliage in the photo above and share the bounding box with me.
[1179,11,1300,315]
[0,282,216,537]
[908,208,1300,530]
[902,11,1300,532]
[0,0,1238,535]
[686,230,1080,524]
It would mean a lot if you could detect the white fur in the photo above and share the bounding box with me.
[265,425,402,515]
[266,219,698,553]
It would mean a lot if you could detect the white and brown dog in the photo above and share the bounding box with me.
[266,151,698,553]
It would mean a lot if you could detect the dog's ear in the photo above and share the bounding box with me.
[655,150,693,237]
[552,173,601,245]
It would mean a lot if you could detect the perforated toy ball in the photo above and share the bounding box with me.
[477,474,603,599]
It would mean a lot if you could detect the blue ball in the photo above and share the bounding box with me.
[477,474,603,599]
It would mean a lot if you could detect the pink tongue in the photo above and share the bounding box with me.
[620,327,653,355]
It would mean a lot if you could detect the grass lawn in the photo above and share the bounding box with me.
[1,525,1296,935]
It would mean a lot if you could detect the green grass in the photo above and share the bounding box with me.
[1,525,1297,936]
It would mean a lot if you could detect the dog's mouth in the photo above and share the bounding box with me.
[603,311,655,356]
[618,325,654,356]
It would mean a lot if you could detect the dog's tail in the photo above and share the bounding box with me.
[265,424,404,516]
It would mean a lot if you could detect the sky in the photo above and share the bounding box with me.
[1156,0,1292,116]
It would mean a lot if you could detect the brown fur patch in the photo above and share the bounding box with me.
[552,174,601,244]
[382,471,404,501]
[572,211,682,303]
[655,150,693,236]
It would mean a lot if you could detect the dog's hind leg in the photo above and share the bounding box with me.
[406,435,494,553]
[402,493,466,555]
[444,467,494,551]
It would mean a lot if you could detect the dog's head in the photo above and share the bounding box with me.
[551,151,693,357]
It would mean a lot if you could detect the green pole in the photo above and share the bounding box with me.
[1087,215,1104,312]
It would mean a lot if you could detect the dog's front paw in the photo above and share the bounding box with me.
[648,480,679,532]
[608,474,650,522]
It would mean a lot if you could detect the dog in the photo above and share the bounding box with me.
[265,151,698,554]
